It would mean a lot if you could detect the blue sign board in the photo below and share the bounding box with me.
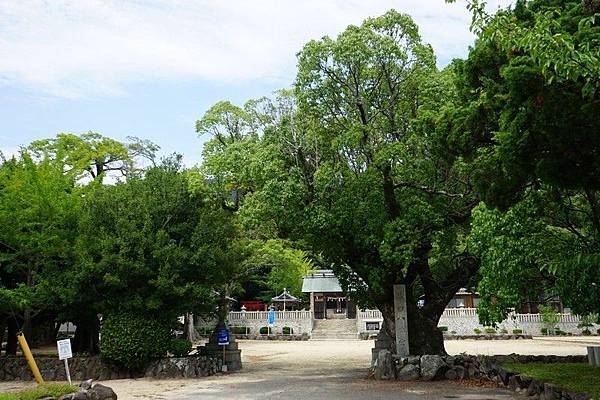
[217,328,229,346]
[268,309,275,327]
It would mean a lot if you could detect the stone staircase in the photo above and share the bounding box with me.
[311,318,358,340]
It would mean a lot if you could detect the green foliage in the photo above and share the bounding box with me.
[0,151,81,328]
[577,313,599,329]
[539,304,561,334]
[512,329,523,334]
[28,132,158,183]
[244,240,314,299]
[99,313,171,370]
[438,326,448,332]
[76,159,224,318]
[473,328,482,335]
[259,326,269,335]
[282,326,293,335]
[0,384,77,400]
[230,326,249,335]
[484,327,496,334]
[504,363,600,399]
[169,339,192,357]
[453,0,600,322]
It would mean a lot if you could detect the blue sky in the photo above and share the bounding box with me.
[0,0,511,167]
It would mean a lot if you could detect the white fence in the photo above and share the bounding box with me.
[196,310,314,336]
[196,308,599,337]
[228,310,312,322]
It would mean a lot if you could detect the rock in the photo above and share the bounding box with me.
[445,368,458,380]
[561,390,590,400]
[58,392,88,400]
[508,374,522,391]
[528,379,544,397]
[420,355,446,381]
[453,365,466,379]
[498,367,513,385]
[373,350,394,380]
[88,383,117,400]
[406,355,421,365]
[80,379,94,390]
[544,383,561,400]
[396,363,420,381]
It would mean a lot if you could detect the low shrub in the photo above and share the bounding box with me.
[450,330,457,335]
[512,329,523,334]
[231,326,249,335]
[100,312,171,370]
[0,384,77,400]
[541,327,549,335]
[282,326,293,335]
[169,338,192,357]
[484,327,496,334]
[473,328,482,335]
[582,329,592,336]
[500,328,509,334]
[197,326,213,335]
[438,326,448,332]
[259,326,270,334]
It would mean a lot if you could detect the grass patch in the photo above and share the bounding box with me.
[504,362,600,399]
[0,383,78,400]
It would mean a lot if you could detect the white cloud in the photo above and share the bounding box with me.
[0,0,512,99]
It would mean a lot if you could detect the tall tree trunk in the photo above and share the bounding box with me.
[72,315,100,355]
[5,317,18,356]
[184,313,200,342]
[378,299,446,355]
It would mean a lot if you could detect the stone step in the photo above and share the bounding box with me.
[311,318,358,340]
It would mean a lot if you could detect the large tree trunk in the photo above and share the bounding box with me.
[5,317,18,356]
[378,299,446,355]
[72,315,100,355]
[184,313,200,342]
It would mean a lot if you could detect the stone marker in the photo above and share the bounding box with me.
[393,284,409,356]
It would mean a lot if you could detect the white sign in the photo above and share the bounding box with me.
[57,339,73,360]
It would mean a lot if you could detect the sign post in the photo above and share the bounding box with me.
[57,338,73,384]
[393,284,410,356]
[217,328,229,372]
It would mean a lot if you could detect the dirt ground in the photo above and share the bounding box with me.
[2,337,599,399]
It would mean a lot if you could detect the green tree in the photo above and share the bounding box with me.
[450,0,600,323]
[200,11,481,354]
[29,132,159,183]
[0,152,81,354]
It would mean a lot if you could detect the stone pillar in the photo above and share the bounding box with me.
[202,329,242,371]
[394,284,410,356]
[310,292,314,314]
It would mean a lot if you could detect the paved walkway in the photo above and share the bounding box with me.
[4,337,599,399]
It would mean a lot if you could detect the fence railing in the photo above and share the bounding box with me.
[356,308,582,324]
[227,310,313,321]
[215,308,583,326]
[357,309,383,320]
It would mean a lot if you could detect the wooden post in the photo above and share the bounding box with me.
[393,284,410,356]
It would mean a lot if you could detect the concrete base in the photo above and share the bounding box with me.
[202,332,243,371]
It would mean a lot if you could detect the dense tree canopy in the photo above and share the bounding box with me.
[447,0,600,325]
[2,0,599,360]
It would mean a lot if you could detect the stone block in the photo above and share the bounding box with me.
[373,350,394,380]
[420,355,446,381]
[396,363,420,381]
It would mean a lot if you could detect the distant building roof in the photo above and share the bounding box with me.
[302,270,343,293]
[271,288,300,302]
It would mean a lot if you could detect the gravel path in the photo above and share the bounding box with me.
[3,337,598,399]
